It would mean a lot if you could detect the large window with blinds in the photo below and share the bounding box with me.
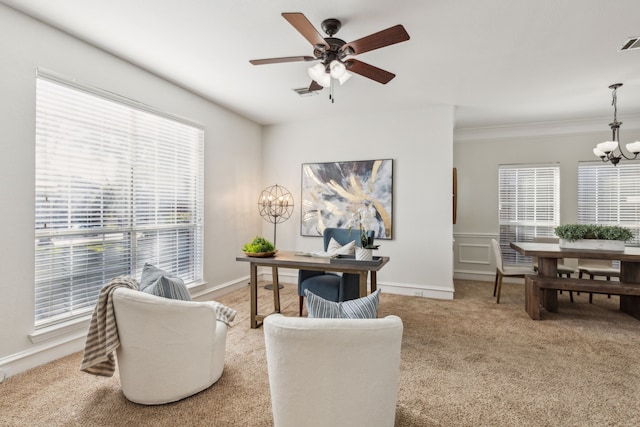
[35,70,204,328]
[578,161,640,247]
[498,164,560,265]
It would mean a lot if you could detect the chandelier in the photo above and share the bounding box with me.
[592,83,640,166]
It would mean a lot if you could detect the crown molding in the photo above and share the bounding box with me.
[454,114,640,143]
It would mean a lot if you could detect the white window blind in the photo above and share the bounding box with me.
[498,164,560,265]
[35,71,204,328]
[578,161,640,247]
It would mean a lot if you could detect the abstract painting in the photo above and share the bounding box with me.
[301,159,393,239]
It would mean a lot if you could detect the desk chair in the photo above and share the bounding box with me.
[491,239,536,304]
[297,228,374,316]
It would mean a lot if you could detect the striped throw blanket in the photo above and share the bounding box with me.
[80,276,139,377]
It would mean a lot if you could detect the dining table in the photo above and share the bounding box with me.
[510,242,640,320]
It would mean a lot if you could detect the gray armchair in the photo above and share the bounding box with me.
[298,227,374,316]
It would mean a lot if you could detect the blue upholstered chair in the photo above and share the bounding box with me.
[298,227,374,316]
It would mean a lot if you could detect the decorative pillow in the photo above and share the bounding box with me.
[327,238,356,256]
[305,288,380,319]
[140,263,191,301]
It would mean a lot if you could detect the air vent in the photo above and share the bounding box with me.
[620,37,640,51]
[293,87,319,97]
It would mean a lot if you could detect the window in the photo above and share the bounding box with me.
[578,161,640,247]
[498,164,560,265]
[35,70,204,328]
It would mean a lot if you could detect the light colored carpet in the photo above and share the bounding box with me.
[1,280,639,426]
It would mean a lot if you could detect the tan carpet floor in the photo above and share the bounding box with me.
[1,280,639,426]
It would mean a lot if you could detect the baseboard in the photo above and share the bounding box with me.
[454,270,524,284]
[263,270,456,300]
[0,334,86,381]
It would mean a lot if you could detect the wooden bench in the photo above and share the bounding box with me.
[525,275,640,320]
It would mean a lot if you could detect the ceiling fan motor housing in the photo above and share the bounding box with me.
[314,37,347,66]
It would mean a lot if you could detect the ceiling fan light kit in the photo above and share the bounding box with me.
[592,83,640,166]
[250,12,410,102]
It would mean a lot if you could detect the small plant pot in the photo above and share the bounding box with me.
[355,247,373,261]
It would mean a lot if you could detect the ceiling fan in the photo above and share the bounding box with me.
[249,12,410,94]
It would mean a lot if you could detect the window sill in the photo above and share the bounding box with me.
[29,316,91,344]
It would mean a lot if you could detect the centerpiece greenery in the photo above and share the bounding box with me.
[242,236,275,253]
[554,224,634,242]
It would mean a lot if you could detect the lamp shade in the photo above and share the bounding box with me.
[338,71,352,85]
[596,140,618,154]
[308,63,325,81]
[593,147,606,158]
[308,63,331,88]
[329,60,346,79]
[626,141,640,154]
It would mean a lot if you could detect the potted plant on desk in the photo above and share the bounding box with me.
[348,204,379,261]
[554,224,634,251]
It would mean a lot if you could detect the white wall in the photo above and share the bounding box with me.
[261,107,456,299]
[453,124,640,281]
[0,5,262,377]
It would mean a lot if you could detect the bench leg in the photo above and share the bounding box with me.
[525,277,540,320]
[542,288,558,313]
[620,295,640,320]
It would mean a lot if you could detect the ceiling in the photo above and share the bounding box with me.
[3,0,640,130]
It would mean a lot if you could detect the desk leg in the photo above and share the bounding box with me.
[250,263,258,329]
[370,271,377,293]
[358,272,367,297]
[272,266,280,313]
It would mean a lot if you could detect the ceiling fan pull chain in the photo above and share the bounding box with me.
[329,78,334,103]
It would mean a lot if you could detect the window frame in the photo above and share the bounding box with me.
[578,161,640,247]
[34,68,204,329]
[498,163,561,265]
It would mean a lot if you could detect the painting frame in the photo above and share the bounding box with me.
[300,159,393,239]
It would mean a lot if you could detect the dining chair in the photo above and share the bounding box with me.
[491,239,536,304]
[578,259,620,303]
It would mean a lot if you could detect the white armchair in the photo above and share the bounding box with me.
[112,287,228,405]
[264,314,403,427]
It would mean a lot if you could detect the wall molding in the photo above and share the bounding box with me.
[458,243,491,265]
[454,114,640,143]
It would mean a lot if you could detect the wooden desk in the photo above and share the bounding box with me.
[236,251,390,328]
[510,242,640,320]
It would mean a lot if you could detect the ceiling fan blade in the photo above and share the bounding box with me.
[345,59,396,84]
[342,25,410,56]
[282,12,329,49]
[308,80,323,92]
[249,56,317,65]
